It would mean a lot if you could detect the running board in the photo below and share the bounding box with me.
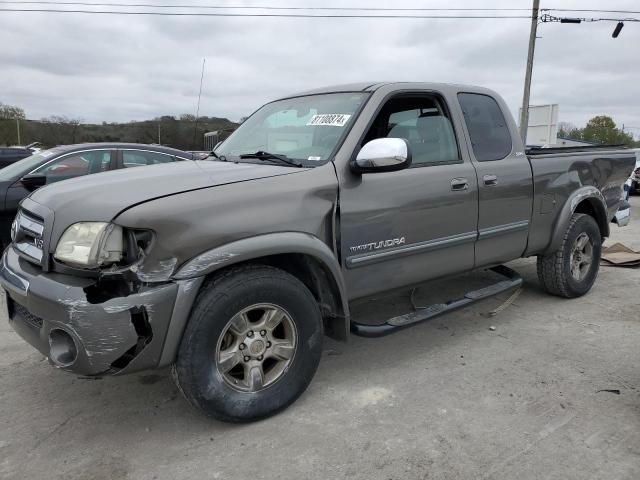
[350,265,522,338]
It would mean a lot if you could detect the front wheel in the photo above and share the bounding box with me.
[174,265,323,422]
[537,213,602,298]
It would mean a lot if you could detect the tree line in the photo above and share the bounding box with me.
[0,102,238,151]
[2,101,638,150]
[557,115,639,147]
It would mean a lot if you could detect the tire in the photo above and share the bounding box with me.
[174,264,323,422]
[536,213,602,298]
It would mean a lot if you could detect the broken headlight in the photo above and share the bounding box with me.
[54,222,124,268]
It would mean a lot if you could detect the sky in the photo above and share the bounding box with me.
[1,0,639,136]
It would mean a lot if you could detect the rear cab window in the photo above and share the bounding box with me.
[457,93,512,161]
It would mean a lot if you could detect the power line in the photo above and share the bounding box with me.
[546,9,640,15]
[0,9,533,18]
[1,2,639,16]
[0,1,537,11]
[542,14,640,23]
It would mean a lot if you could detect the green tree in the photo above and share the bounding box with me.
[0,102,26,145]
[0,102,25,120]
[581,115,634,145]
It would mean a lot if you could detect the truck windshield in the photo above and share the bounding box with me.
[215,92,368,166]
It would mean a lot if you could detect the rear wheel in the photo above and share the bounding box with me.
[537,213,601,298]
[174,265,323,422]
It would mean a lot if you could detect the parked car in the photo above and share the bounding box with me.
[0,143,197,249]
[188,151,213,160]
[0,147,34,168]
[628,150,640,194]
[1,83,635,422]
[0,142,44,168]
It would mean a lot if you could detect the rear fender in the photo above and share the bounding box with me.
[545,186,608,254]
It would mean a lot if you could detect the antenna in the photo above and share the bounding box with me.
[193,58,206,148]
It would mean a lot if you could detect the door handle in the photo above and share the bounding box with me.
[483,174,498,186]
[450,178,469,191]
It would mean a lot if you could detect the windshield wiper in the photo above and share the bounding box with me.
[239,151,303,167]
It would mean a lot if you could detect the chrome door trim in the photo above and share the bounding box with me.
[346,231,477,269]
[119,148,191,160]
[477,220,529,240]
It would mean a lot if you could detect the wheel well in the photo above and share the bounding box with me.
[574,198,608,238]
[203,253,348,341]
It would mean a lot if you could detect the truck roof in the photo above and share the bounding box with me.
[284,81,497,99]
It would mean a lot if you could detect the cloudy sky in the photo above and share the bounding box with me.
[1,0,639,135]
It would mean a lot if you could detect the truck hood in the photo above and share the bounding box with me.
[28,160,305,227]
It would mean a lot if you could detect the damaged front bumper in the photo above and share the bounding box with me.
[0,247,200,376]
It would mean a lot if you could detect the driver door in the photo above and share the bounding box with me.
[339,92,479,299]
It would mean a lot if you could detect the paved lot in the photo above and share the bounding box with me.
[1,198,639,480]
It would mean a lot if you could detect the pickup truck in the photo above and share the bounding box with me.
[1,82,634,422]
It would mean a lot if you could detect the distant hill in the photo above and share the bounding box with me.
[0,115,239,151]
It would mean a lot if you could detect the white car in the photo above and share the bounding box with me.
[630,151,640,195]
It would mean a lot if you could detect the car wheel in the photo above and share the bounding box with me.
[537,213,601,298]
[174,264,323,422]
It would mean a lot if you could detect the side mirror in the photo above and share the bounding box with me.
[351,138,412,174]
[20,174,47,191]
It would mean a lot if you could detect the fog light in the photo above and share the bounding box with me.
[49,329,78,367]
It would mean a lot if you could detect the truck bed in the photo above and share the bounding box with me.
[525,146,636,255]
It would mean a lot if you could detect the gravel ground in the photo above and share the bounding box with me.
[1,198,639,480]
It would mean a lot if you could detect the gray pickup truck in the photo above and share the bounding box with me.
[1,82,634,422]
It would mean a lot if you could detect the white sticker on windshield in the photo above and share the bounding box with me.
[307,114,352,127]
[307,156,322,161]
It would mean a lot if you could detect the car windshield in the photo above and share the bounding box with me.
[0,148,61,181]
[215,92,368,166]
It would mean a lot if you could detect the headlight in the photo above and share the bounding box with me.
[54,222,124,268]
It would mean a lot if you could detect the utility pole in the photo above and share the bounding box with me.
[519,0,540,145]
[193,58,206,149]
[158,122,161,145]
[16,118,21,145]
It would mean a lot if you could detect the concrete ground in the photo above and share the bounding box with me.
[1,199,639,480]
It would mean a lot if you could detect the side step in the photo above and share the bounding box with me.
[350,265,522,338]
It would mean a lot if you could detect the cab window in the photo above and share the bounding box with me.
[362,94,461,166]
[457,93,512,161]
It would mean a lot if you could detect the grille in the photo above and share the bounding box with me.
[12,209,45,266]
[13,302,44,330]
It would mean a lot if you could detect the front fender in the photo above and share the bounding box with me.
[157,233,350,365]
[545,186,608,254]
[174,231,348,315]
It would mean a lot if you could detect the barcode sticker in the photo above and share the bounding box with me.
[307,114,352,127]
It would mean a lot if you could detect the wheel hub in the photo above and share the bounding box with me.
[570,232,593,281]
[246,337,266,356]
[215,303,298,393]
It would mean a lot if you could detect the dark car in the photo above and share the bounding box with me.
[0,147,34,168]
[0,143,197,249]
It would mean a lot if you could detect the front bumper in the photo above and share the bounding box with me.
[0,247,194,376]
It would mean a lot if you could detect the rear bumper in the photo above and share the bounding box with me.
[0,247,190,376]
[613,201,630,228]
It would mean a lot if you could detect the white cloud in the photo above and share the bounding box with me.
[1,0,638,133]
